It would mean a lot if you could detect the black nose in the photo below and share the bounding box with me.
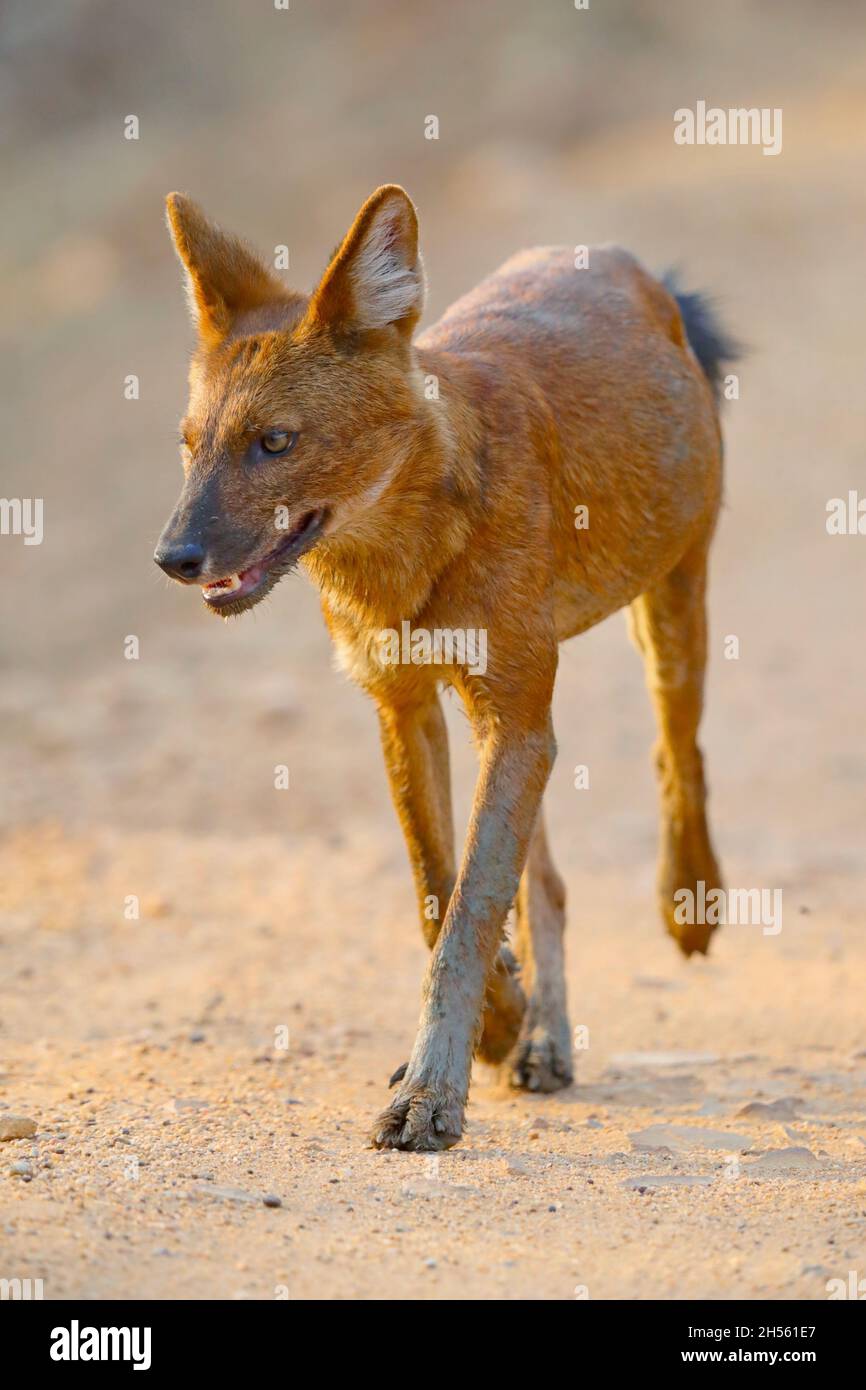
[154,541,205,582]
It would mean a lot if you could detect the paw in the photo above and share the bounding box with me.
[509,1025,573,1093]
[659,816,723,957]
[663,898,716,957]
[371,1081,465,1152]
[660,859,723,958]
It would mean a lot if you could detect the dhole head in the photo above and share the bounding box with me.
[154,184,426,615]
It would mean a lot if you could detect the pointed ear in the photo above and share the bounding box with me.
[165,193,283,345]
[307,185,424,341]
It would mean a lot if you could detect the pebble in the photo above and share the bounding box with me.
[630,1124,753,1153]
[10,1159,33,1177]
[737,1098,803,1121]
[195,1184,259,1204]
[624,1174,714,1189]
[263,1193,282,1208]
[745,1146,818,1173]
[0,1116,37,1141]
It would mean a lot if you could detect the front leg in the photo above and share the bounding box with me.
[377,694,456,948]
[377,694,525,1064]
[372,715,556,1151]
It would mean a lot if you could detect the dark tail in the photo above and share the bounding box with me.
[663,270,740,405]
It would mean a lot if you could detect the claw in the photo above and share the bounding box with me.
[509,1033,573,1093]
[388,1061,409,1089]
[372,1081,466,1151]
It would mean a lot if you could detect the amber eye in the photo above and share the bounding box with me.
[261,429,298,455]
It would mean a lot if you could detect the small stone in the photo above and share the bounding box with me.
[737,1098,803,1121]
[0,1116,37,1141]
[624,1174,714,1189]
[630,1124,752,1153]
[424,1258,437,1269]
[188,1031,206,1044]
[10,1159,33,1177]
[746,1146,818,1173]
[263,1193,282,1208]
[194,1184,259,1204]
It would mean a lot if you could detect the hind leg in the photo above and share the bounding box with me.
[509,806,573,1091]
[628,534,723,957]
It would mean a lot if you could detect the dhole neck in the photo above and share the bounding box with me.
[303,349,485,628]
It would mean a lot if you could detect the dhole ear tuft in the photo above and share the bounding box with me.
[308,185,425,340]
[165,193,283,346]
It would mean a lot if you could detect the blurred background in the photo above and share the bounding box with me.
[1,0,865,1299]
[2,0,865,851]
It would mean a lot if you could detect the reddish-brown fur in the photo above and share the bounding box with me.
[156,185,727,1150]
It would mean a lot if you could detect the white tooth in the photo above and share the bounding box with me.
[226,574,243,591]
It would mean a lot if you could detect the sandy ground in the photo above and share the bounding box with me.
[1,1,865,1299]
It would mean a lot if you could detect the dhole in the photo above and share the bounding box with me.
[155,185,736,1151]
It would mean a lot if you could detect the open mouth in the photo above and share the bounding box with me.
[201,508,328,614]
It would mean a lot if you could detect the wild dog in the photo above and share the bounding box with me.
[155,185,736,1151]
